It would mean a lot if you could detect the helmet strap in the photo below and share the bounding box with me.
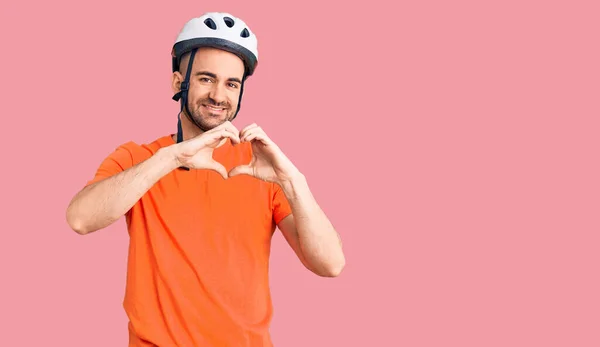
[172,48,201,171]
[172,48,214,137]
[231,72,246,121]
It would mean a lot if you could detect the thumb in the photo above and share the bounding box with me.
[205,160,229,180]
[229,164,254,178]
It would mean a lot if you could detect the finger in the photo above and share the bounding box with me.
[228,164,254,178]
[199,132,228,150]
[223,125,241,144]
[240,126,261,141]
[242,129,271,144]
[216,138,228,148]
[243,132,261,143]
[239,123,259,139]
[206,121,239,142]
[210,122,240,143]
[207,129,239,146]
[205,160,229,180]
[224,127,241,144]
[221,121,241,139]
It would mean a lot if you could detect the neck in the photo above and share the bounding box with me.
[174,110,205,142]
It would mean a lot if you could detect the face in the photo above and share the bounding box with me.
[173,47,245,131]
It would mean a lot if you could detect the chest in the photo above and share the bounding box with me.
[137,169,276,238]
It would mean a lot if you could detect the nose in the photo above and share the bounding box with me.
[209,83,227,105]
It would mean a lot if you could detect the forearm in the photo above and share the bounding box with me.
[66,147,179,235]
[279,172,345,276]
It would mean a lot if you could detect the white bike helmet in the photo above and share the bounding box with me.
[171,12,258,76]
[171,12,259,154]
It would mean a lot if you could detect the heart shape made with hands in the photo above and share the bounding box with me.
[212,122,296,184]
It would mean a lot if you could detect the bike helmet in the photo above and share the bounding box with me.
[171,12,259,152]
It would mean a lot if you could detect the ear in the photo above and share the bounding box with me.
[171,71,183,95]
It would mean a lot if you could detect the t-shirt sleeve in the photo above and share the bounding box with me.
[272,182,293,225]
[85,142,136,187]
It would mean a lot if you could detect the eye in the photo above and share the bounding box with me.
[200,77,213,83]
[228,83,239,88]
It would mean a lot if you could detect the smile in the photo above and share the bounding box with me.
[203,104,227,113]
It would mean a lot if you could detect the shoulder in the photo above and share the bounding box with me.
[111,134,175,165]
[85,134,175,187]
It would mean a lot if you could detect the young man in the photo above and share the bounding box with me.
[66,12,345,346]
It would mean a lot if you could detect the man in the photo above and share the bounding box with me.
[65,12,345,347]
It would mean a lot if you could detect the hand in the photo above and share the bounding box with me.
[172,121,241,179]
[228,124,299,184]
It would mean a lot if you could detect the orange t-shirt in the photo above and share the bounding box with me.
[85,134,292,347]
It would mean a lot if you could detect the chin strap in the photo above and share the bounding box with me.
[172,48,201,171]
[173,48,209,146]
[231,72,247,121]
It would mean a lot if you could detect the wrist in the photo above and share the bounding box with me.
[156,146,182,171]
[278,170,306,193]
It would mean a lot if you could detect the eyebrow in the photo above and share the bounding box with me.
[195,71,242,84]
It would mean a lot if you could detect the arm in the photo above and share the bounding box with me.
[66,121,242,235]
[277,172,345,277]
[227,123,345,277]
[66,147,179,235]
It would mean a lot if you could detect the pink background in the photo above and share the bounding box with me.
[1,0,599,346]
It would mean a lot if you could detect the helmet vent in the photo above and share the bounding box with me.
[204,18,217,30]
[240,28,250,38]
[223,17,235,28]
